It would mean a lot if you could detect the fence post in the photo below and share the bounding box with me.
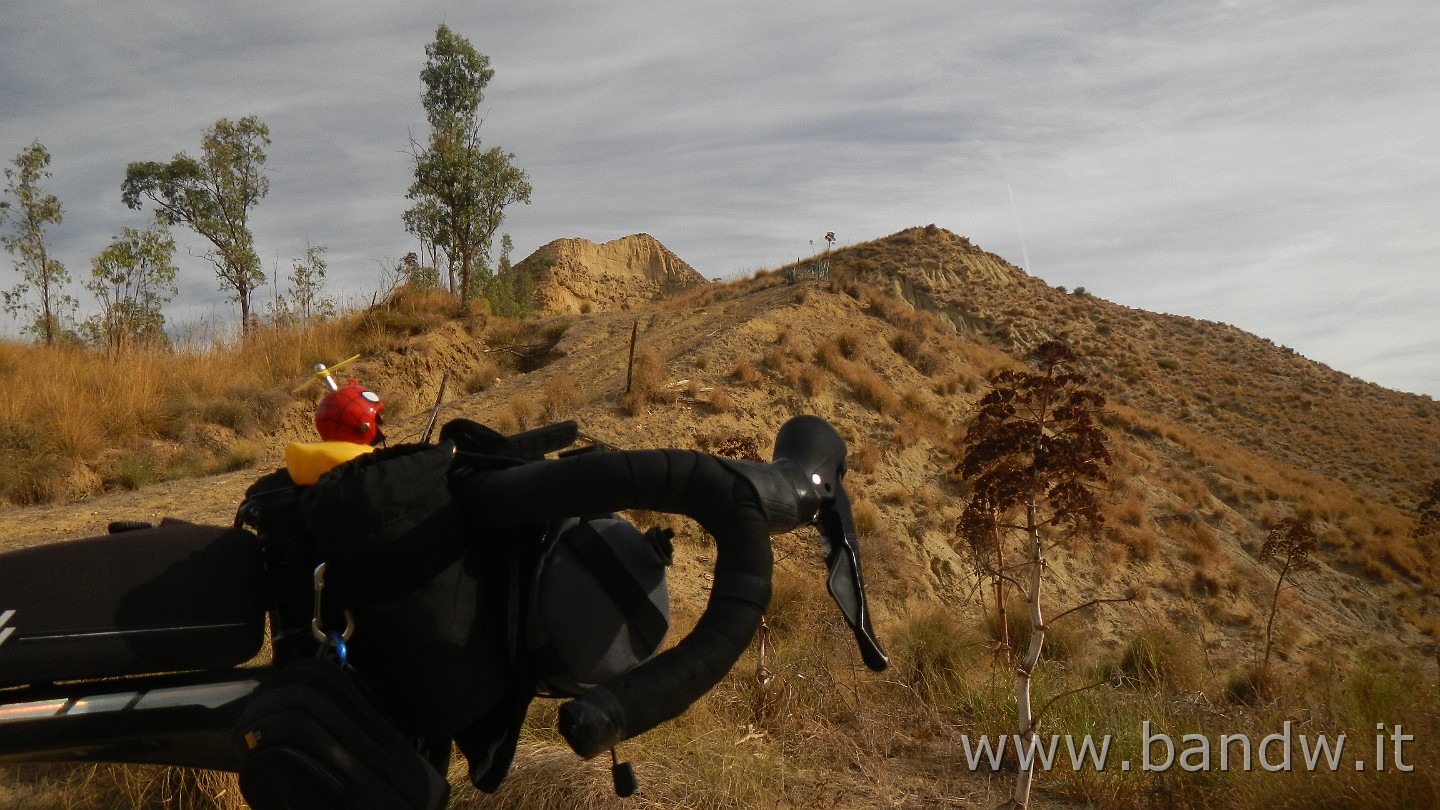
[625,321,639,394]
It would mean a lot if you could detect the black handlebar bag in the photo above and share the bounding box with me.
[287,441,523,739]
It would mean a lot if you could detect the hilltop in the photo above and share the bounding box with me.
[2,225,1438,807]
[515,233,708,314]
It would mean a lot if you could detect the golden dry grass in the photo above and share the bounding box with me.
[0,315,378,505]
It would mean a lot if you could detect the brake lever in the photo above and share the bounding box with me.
[816,484,888,671]
[729,416,888,672]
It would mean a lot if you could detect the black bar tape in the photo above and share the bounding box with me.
[457,450,776,758]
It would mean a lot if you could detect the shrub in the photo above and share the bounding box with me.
[892,606,981,705]
[846,365,901,416]
[350,285,454,345]
[889,331,942,375]
[797,364,829,397]
[707,386,734,414]
[217,440,262,473]
[1110,628,1205,692]
[852,497,883,536]
[849,441,882,474]
[1224,664,1276,705]
[463,359,502,394]
[731,358,762,386]
[761,344,790,376]
[101,453,156,492]
[509,394,543,430]
[543,376,581,420]
[622,345,671,416]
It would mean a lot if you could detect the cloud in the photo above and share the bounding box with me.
[1,1,1436,396]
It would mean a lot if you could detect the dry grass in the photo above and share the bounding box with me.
[0,289,551,506]
[707,386,735,414]
[0,764,244,809]
[731,357,762,386]
[12,612,1435,810]
[621,344,673,416]
[542,375,581,420]
[471,585,1439,810]
[349,284,460,347]
[0,331,328,505]
[462,357,503,394]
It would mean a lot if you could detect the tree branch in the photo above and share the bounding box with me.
[1033,679,1111,728]
[1048,594,1136,627]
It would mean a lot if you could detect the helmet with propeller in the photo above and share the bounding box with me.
[293,355,386,446]
[316,379,385,445]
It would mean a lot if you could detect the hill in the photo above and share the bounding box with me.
[515,233,708,315]
[2,226,1438,807]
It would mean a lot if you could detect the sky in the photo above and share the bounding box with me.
[1,1,1436,397]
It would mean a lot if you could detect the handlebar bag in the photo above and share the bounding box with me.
[291,440,531,739]
[233,657,450,810]
[0,521,264,688]
[527,516,672,697]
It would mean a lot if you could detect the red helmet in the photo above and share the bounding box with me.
[315,379,385,445]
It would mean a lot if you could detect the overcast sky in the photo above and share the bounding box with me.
[2,1,1436,397]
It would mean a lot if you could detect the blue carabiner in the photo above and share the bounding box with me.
[327,632,349,668]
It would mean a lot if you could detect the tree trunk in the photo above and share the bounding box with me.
[460,251,472,304]
[995,527,1009,656]
[1262,556,1291,668]
[40,270,54,345]
[238,290,251,335]
[1011,500,1046,809]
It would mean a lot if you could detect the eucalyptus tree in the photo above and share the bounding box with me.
[268,243,334,326]
[406,24,531,304]
[2,141,76,344]
[122,116,270,329]
[83,224,178,349]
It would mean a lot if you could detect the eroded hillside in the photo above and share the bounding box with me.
[516,233,708,315]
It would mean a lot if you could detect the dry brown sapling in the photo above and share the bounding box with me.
[1259,515,1318,670]
[954,340,1118,810]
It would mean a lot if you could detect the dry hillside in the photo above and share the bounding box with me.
[3,226,1438,808]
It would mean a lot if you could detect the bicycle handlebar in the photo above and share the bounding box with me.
[453,415,886,758]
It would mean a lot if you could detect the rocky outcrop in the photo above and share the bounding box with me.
[517,233,708,315]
